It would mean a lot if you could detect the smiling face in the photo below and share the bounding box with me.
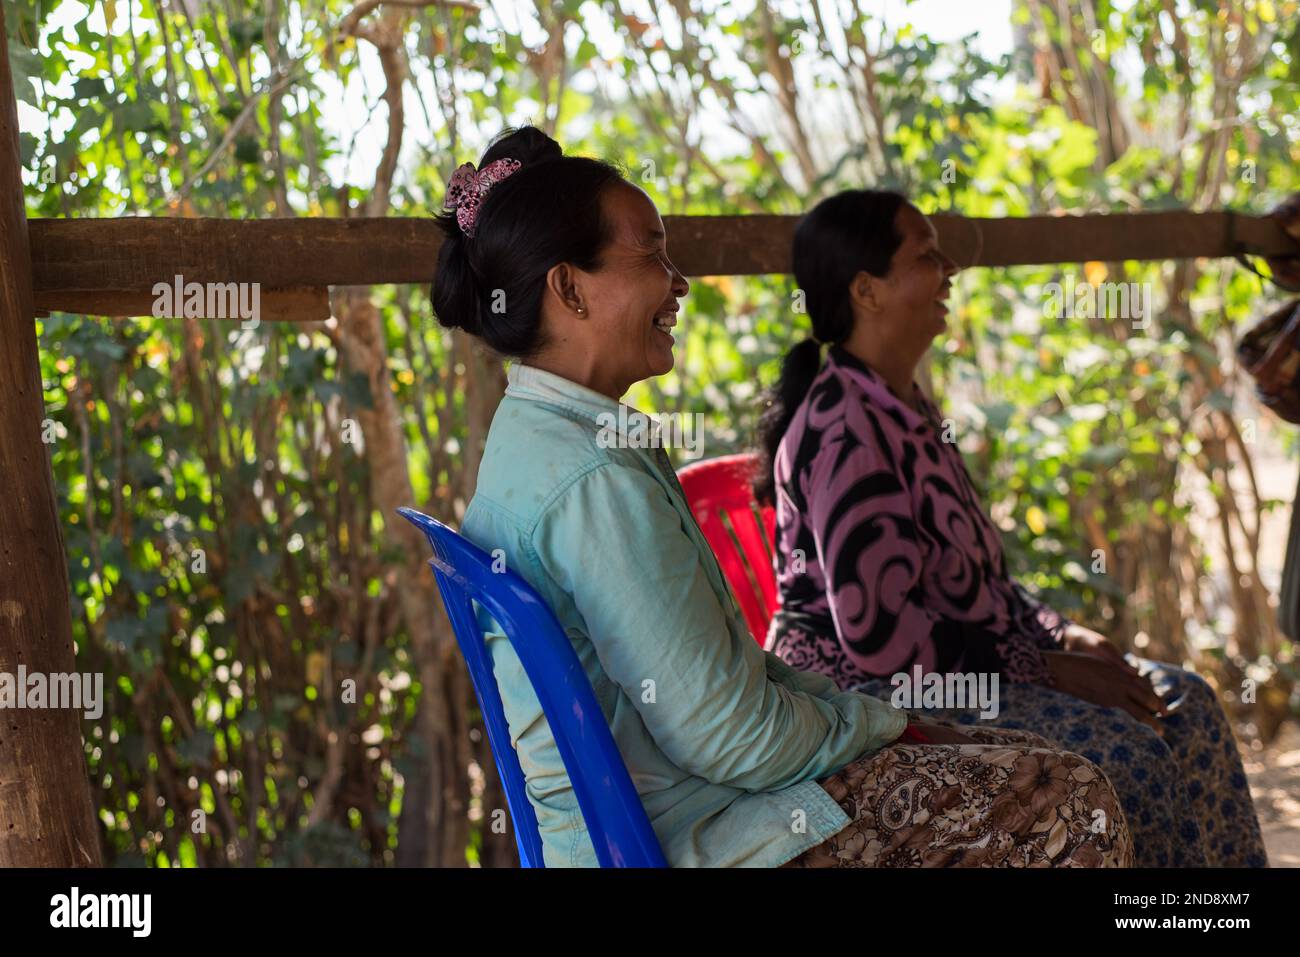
[586,184,690,394]
[873,203,959,346]
[541,183,689,399]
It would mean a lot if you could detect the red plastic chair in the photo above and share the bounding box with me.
[677,453,778,646]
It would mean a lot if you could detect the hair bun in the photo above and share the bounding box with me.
[480,125,562,169]
[430,127,624,357]
[431,127,563,337]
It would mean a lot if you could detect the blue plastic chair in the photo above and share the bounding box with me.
[397,507,668,868]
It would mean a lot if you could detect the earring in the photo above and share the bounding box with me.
[576,305,586,315]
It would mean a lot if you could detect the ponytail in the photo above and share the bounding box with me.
[753,337,823,503]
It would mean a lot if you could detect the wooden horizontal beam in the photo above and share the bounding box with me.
[931,210,1294,270]
[33,286,330,323]
[26,210,1298,317]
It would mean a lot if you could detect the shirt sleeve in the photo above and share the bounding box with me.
[763,647,863,700]
[531,461,906,793]
[804,433,1053,684]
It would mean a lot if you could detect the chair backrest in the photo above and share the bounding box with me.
[396,507,668,868]
[676,453,778,646]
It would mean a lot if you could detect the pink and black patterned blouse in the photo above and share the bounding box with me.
[767,346,1067,689]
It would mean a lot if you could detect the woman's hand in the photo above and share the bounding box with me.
[1265,193,1300,291]
[905,722,979,745]
[1044,650,1169,734]
[1061,623,1141,676]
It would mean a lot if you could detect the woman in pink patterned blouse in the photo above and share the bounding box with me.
[758,189,1267,867]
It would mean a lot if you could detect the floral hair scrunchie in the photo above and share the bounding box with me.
[443,158,522,237]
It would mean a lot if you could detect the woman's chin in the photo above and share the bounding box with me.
[647,336,676,375]
[649,351,676,377]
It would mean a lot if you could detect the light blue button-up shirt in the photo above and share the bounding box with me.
[461,363,907,867]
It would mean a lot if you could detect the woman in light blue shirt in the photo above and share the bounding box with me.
[429,126,1132,868]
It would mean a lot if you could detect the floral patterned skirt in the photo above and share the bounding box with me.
[782,726,1133,867]
[840,659,1267,867]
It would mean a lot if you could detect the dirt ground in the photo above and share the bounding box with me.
[1246,720,1300,866]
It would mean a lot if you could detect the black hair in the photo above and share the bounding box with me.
[753,189,909,503]
[431,126,626,357]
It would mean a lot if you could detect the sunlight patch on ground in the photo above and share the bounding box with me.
[1245,722,1300,867]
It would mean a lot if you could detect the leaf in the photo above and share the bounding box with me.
[343,372,374,409]
[311,378,342,401]
[229,18,266,53]
[120,733,148,772]
[114,99,155,133]
[92,338,128,361]
[983,401,1016,433]
[226,565,255,604]
[305,651,325,686]
[1079,444,1125,466]
[177,730,215,768]
[19,132,38,166]
[1025,506,1048,536]
[6,43,43,104]
[233,135,260,165]
[72,76,108,101]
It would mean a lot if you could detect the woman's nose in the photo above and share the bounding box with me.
[941,251,960,277]
[669,259,690,296]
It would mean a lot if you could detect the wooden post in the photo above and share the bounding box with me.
[0,4,102,866]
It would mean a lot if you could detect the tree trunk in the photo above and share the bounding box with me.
[333,287,472,866]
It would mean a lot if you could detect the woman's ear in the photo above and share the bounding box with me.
[848,270,882,314]
[545,262,587,316]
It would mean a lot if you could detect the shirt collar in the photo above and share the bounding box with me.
[826,346,938,436]
[507,362,617,419]
[505,362,663,444]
